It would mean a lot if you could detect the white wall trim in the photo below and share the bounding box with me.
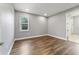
[15,34,67,41]
[47,34,67,40]
[8,39,15,55]
[15,34,48,41]
[19,16,29,32]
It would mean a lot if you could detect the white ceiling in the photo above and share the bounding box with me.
[13,3,79,17]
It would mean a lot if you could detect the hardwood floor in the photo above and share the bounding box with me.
[10,36,79,55]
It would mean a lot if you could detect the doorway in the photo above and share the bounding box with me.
[66,9,79,43]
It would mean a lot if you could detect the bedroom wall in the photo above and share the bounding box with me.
[0,3,14,54]
[48,13,66,40]
[47,6,79,40]
[15,11,48,39]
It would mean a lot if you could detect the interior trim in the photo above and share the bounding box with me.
[8,39,15,55]
[47,34,67,40]
[15,34,48,41]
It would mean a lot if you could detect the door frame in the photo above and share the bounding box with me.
[66,8,79,41]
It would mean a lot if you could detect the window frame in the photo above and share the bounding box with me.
[19,16,29,31]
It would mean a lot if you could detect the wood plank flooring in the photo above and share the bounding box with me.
[10,36,79,55]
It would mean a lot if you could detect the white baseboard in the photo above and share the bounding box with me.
[8,39,15,55]
[15,34,66,41]
[15,34,48,41]
[47,34,67,40]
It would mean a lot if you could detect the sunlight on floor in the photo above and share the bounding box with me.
[69,34,79,43]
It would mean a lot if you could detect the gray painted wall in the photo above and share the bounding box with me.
[15,11,48,39]
[73,16,79,34]
[48,13,66,39]
[15,11,67,40]
[0,4,14,54]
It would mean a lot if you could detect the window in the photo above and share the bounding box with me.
[20,16,29,31]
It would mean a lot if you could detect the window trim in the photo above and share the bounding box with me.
[19,16,29,31]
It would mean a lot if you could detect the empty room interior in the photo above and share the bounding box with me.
[1,3,79,55]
